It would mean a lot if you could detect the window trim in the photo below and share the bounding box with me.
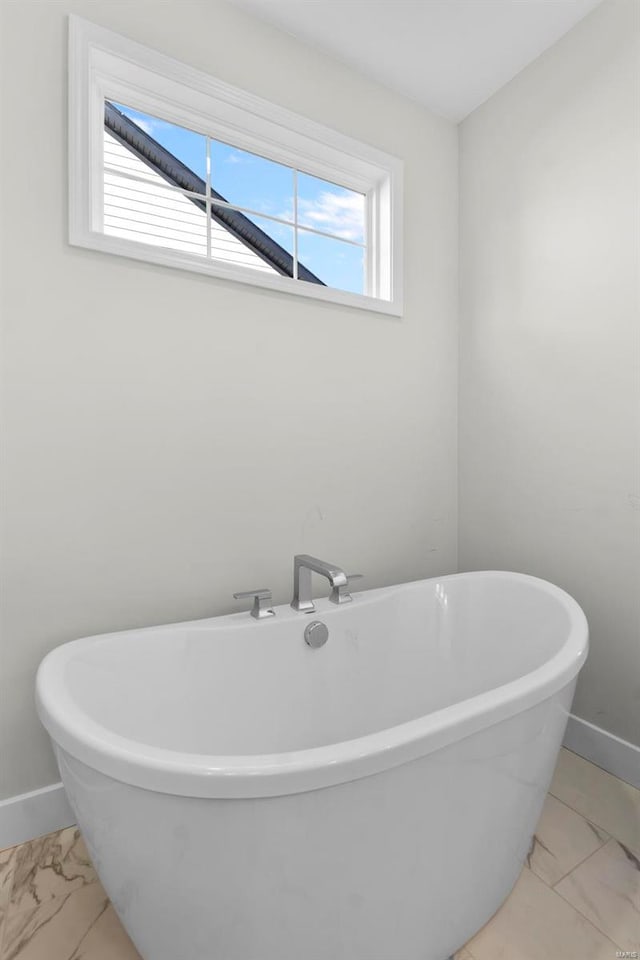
[69,15,403,317]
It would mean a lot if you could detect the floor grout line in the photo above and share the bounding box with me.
[460,864,624,960]
[529,865,624,955]
[548,762,640,845]
[547,790,611,835]
[545,824,610,889]
[545,795,640,858]
[550,851,627,953]
[525,790,611,890]
[543,757,638,951]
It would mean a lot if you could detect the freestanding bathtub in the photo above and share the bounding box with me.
[36,571,588,960]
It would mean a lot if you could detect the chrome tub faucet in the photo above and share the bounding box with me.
[291,554,362,613]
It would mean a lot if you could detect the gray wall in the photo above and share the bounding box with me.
[459,0,640,747]
[0,0,458,798]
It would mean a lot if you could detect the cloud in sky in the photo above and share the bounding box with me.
[298,190,364,243]
[224,151,248,165]
[132,116,156,136]
[114,105,157,136]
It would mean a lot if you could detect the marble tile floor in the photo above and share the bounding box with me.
[0,748,637,960]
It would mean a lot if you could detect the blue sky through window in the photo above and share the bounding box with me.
[298,231,364,295]
[210,142,293,217]
[111,103,365,294]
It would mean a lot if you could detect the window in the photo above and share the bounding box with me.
[103,102,367,294]
[69,17,403,316]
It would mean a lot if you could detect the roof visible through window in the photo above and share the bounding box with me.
[104,102,366,295]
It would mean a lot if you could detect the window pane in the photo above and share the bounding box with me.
[211,207,293,275]
[210,141,293,220]
[297,229,365,294]
[297,173,365,244]
[247,215,295,257]
[108,102,207,183]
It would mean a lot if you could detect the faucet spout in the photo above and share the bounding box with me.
[291,554,349,613]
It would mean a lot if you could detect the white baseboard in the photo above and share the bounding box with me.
[0,783,75,850]
[563,713,640,789]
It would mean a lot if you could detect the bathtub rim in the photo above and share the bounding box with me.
[36,571,588,799]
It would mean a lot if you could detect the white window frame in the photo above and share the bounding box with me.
[69,15,404,317]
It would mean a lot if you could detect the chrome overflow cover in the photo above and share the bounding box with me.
[304,620,329,648]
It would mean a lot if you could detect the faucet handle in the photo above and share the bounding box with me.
[329,574,364,605]
[233,589,275,620]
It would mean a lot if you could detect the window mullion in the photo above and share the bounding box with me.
[363,188,370,296]
[206,137,211,260]
[293,168,298,281]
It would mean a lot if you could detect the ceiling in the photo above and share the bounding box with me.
[230,0,603,121]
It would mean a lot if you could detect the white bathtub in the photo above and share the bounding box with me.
[36,571,587,960]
